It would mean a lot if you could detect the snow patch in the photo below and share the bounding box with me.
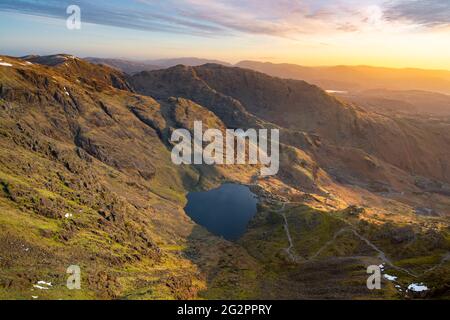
[408,283,428,292]
[0,62,13,67]
[34,281,52,290]
[383,274,397,281]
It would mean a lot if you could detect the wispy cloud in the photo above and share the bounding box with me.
[0,0,227,36]
[1,0,448,37]
[385,0,450,28]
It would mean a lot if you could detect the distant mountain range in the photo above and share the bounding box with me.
[85,57,231,74]
[335,89,450,117]
[145,57,232,68]
[84,57,162,74]
[236,61,450,95]
[85,56,450,95]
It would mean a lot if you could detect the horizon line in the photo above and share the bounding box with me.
[2,52,450,73]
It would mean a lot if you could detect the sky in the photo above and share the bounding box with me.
[0,0,449,69]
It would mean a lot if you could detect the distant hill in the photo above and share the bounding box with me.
[85,57,162,74]
[334,89,450,117]
[85,57,231,74]
[236,61,450,95]
[146,57,231,68]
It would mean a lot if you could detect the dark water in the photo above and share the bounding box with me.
[184,184,258,241]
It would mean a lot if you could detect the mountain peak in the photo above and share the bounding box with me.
[22,54,80,66]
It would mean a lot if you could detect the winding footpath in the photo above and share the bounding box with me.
[275,201,448,278]
[275,203,300,262]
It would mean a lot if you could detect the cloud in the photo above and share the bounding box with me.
[171,0,391,35]
[0,0,227,36]
[385,0,450,28]
[1,0,447,38]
